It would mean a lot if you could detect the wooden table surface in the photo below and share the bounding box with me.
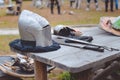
[25,27,120,73]
[11,27,120,80]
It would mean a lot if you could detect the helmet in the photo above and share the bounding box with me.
[18,10,52,47]
[54,25,64,35]
[53,25,75,37]
[9,10,60,52]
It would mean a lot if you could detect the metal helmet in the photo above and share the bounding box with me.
[18,10,52,47]
[53,25,75,37]
[54,25,65,35]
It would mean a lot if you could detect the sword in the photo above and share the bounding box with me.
[58,41,104,52]
[53,35,120,52]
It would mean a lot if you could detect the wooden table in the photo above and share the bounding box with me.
[12,27,120,80]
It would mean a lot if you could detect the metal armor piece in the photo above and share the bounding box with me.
[54,25,65,35]
[18,10,52,47]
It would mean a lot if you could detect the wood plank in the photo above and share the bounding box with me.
[74,27,120,46]
[34,60,47,80]
[50,50,120,73]
[82,27,107,36]
[29,27,120,73]
[44,27,119,72]
[30,45,82,65]
[82,27,120,40]
[92,36,120,46]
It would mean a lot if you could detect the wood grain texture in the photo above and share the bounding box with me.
[34,60,47,80]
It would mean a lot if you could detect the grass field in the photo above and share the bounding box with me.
[0,0,120,80]
[0,0,120,28]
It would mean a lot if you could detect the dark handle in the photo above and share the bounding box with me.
[83,45,104,52]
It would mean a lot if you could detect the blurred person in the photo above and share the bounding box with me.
[43,0,50,7]
[5,0,15,15]
[105,0,114,12]
[6,5,15,15]
[73,0,82,9]
[37,0,50,8]
[86,0,100,11]
[115,0,118,10]
[70,0,75,8]
[50,0,61,14]
[15,0,22,15]
[0,0,4,7]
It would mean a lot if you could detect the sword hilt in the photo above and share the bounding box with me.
[83,45,104,52]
